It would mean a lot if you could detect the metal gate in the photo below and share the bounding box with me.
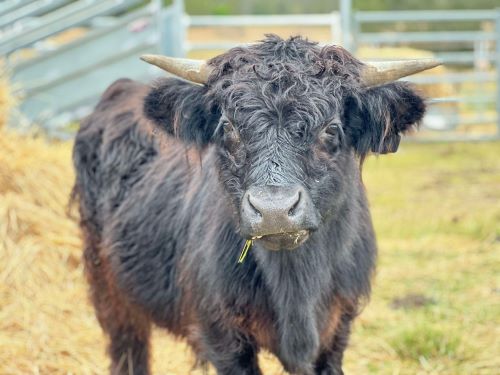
[2,0,184,137]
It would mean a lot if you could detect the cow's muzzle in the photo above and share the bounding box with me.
[240,185,319,250]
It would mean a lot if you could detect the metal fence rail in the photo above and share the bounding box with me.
[0,0,144,54]
[0,0,71,30]
[4,0,184,136]
[0,0,35,17]
[185,13,342,53]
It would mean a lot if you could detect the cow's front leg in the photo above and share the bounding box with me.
[276,309,319,375]
[313,313,354,375]
[200,320,262,375]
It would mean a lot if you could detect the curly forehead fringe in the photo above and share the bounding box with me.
[207,34,364,82]
[202,35,366,131]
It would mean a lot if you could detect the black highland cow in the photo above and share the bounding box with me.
[72,35,439,375]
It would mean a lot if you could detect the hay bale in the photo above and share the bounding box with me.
[0,131,100,374]
[0,74,107,370]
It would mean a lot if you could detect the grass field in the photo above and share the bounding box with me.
[1,127,498,374]
[350,142,500,374]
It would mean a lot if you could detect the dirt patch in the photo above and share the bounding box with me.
[390,294,436,310]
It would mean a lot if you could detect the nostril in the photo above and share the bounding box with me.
[288,191,301,217]
[247,195,263,218]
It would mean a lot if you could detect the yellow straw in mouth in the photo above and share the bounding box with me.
[238,239,253,264]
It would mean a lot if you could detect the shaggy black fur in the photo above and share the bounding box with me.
[72,35,426,375]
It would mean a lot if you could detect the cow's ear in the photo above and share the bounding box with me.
[143,78,220,146]
[344,82,425,156]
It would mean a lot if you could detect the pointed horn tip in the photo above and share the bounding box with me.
[140,54,156,63]
[422,58,443,69]
[410,58,443,71]
[366,58,443,69]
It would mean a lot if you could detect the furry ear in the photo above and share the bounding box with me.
[143,78,220,146]
[344,82,426,156]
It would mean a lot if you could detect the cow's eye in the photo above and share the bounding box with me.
[325,123,340,136]
[220,119,238,138]
[221,119,240,151]
[320,122,343,152]
[222,120,235,134]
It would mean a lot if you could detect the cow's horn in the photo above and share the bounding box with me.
[140,55,211,84]
[360,59,442,87]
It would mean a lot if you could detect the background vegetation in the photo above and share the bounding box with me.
[168,0,500,15]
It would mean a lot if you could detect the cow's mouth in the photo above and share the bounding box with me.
[252,230,309,251]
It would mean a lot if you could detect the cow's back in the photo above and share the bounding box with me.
[72,78,212,329]
[73,79,151,229]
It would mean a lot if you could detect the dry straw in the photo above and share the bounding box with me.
[0,67,107,374]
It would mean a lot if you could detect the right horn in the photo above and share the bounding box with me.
[360,59,442,87]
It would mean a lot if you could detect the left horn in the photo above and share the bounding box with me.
[140,55,212,84]
[360,59,442,87]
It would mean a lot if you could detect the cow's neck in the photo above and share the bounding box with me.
[250,198,358,366]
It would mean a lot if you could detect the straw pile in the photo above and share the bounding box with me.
[0,131,97,373]
[0,65,106,373]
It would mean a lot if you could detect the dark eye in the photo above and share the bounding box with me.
[325,123,340,136]
[220,119,241,152]
[320,122,343,152]
[222,120,234,134]
[219,118,237,138]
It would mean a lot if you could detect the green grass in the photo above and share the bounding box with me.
[390,321,460,361]
[343,141,500,374]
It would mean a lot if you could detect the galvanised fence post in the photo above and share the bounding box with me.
[340,0,353,52]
